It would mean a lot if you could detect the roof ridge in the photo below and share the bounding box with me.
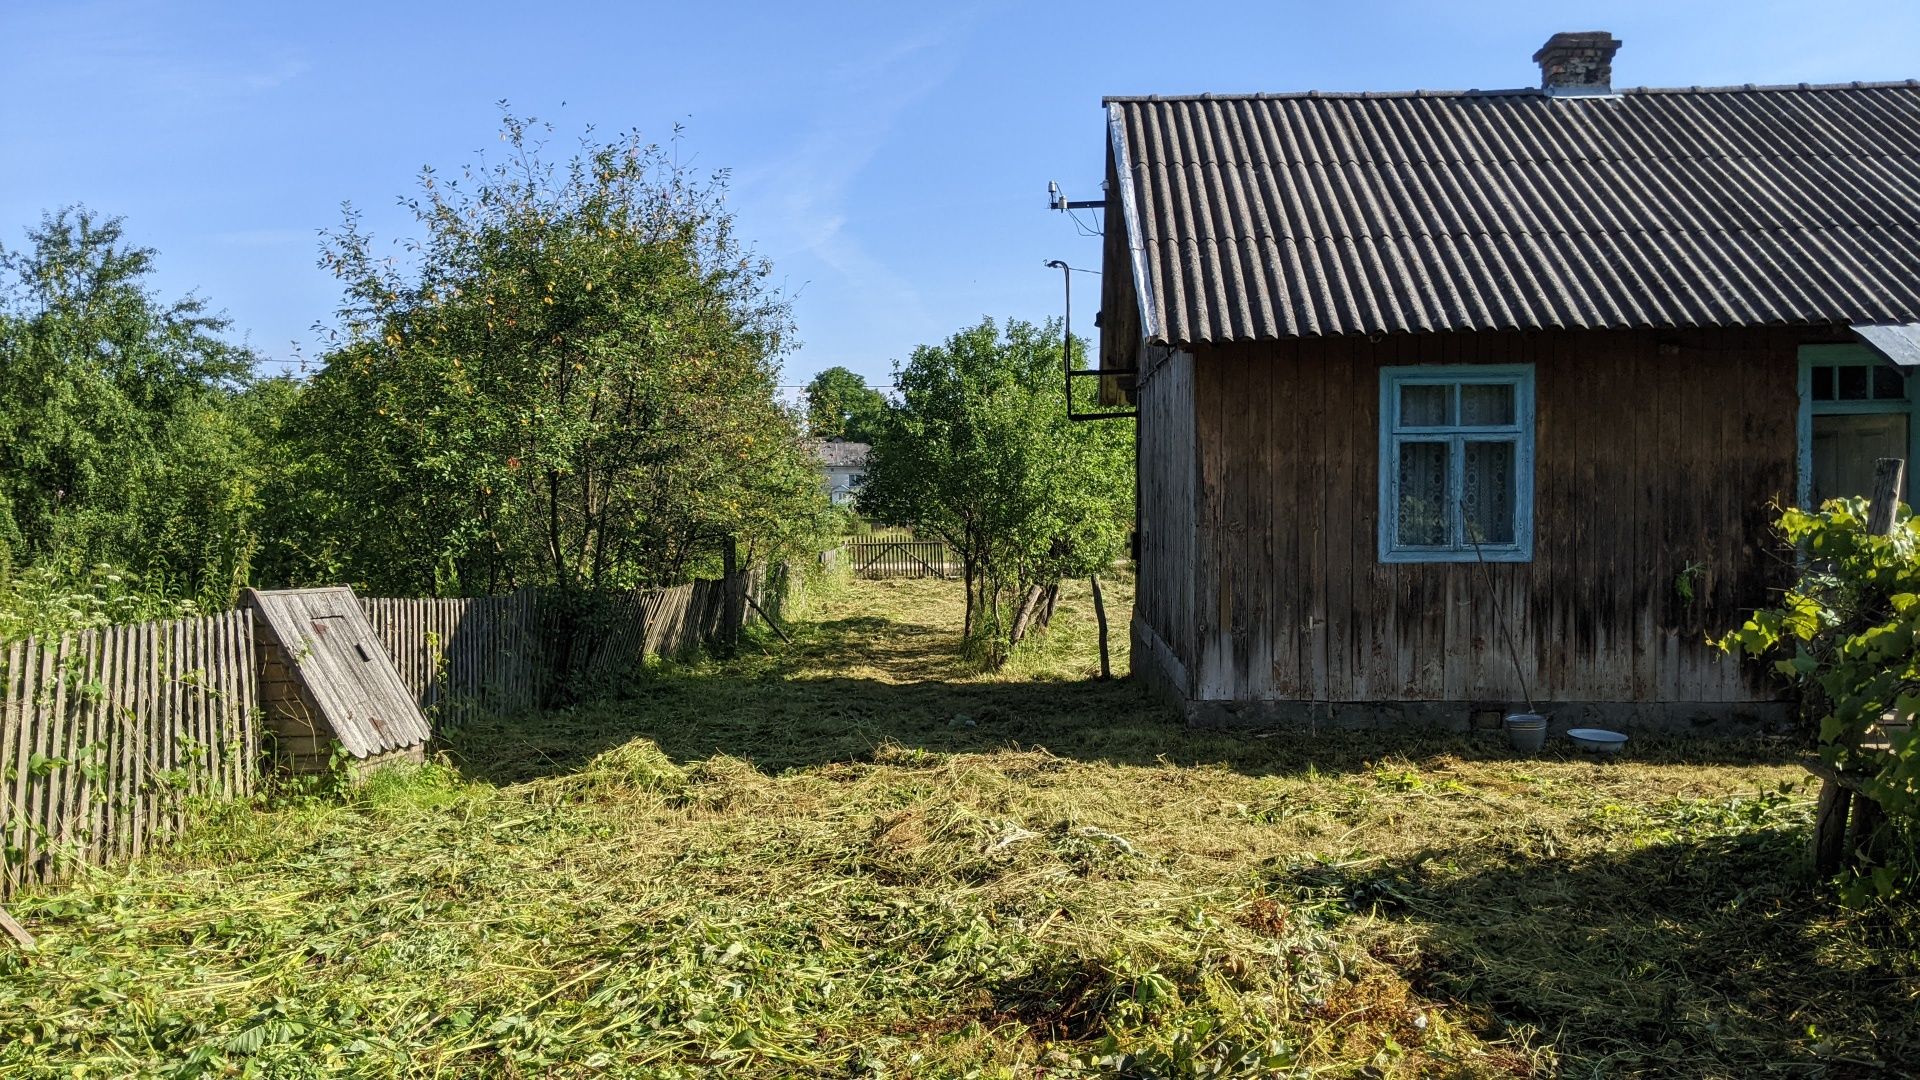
[1102,79,1920,105]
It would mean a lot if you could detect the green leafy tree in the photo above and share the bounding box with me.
[268,112,827,596]
[1717,499,1920,909]
[860,317,1132,666]
[0,208,260,610]
[804,365,887,443]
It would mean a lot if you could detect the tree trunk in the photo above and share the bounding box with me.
[1037,582,1060,629]
[1090,574,1111,680]
[962,558,977,641]
[718,534,741,658]
[1010,584,1046,647]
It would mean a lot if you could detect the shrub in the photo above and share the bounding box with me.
[1717,497,1920,907]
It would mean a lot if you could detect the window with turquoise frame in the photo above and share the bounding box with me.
[1378,365,1535,563]
[1797,344,1920,508]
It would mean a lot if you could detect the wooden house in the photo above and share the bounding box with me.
[1099,32,1920,731]
[244,587,432,775]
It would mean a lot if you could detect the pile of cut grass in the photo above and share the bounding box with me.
[1,576,1915,1078]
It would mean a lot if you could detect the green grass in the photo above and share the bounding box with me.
[1,573,1916,1078]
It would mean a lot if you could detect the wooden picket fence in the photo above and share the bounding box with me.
[1,610,257,899]
[0,563,800,899]
[843,532,957,579]
[361,590,548,725]
[360,564,796,724]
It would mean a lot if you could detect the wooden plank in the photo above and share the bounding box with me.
[187,617,207,800]
[23,637,53,887]
[77,630,106,867]
[139,620,160,852]
[226,610,245,796]
[237,611,258,797]
[210,612,231,798]
[98,627,120,861]
[46,634,76,881]
[3,640,27,896]
[104,627,128,859]
[165,619,184,829]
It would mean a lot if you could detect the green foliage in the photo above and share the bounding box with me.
[803,365,887,443]
[0,563,198,643]
[260,112,826,595]
[0,208,261,611]
[859,318,1132,666]
[1716,498,1920,906]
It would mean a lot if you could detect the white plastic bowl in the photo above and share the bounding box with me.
[1567,728,1628,754]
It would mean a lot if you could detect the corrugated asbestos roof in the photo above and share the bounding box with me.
[809,439,870,468]
[1106,82,1920,346]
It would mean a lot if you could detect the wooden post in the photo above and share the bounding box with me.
[1812,456,1904,874]
[1090,575,1112,681]
[1812,777,1853,877]
[1867,457,1906,535]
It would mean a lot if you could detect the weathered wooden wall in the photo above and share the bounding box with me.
[1132,349,1199,697]
[1141,327,1809,717]
[1,611,257,898]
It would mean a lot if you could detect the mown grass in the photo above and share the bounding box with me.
[2,573,1916,1078]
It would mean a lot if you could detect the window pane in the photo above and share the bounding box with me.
[1460,383,1515,426]
[1812,365,1834,401]
[1874,364,1907,401]
[1396,441,1450,546]
[1463,441,1516,545]
[1400,384,1451,427]
[1812,412,1909,505]
[1838,365,1869,400]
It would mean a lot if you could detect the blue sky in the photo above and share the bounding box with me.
[5,1,1919,393]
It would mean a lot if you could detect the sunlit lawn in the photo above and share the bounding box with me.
[2,572,1914,1078]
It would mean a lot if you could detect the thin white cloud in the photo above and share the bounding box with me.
[6,2,310,107]
[733,14,981,338]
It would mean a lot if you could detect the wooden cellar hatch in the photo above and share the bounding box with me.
[243,587,432,776]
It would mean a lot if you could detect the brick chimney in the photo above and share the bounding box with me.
[1533,31,1622,95]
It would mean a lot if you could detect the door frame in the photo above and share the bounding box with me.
[1795,343,1920,507]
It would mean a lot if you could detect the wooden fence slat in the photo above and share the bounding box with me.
[26,637,54,887]
[3,640,27,894]
[78,629,105,867]
[140,620,160,853]
[211,612,231,798]
[222,610,240,797]
[99,627,121,861]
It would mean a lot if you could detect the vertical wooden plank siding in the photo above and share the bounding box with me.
[1132,349,1200,695]
[1176,327,1801,708]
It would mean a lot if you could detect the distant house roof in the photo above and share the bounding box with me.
[810,439,869,468]
[1105,81,1920,355]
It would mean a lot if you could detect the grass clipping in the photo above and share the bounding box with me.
[0,576,1914,1078]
